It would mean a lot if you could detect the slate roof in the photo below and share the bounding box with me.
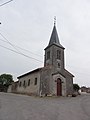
[17,68,42,79]
[52,69,74,78]
[64,69,74,77]
[45,25,64,49]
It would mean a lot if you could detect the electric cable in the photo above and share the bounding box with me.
[0,38,42,57]
[0,32,43,62]
[0,0,13,7]
[0,44,43,63]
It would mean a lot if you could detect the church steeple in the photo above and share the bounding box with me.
[44,19,65,71]
[47,18,64,49]
[48,25,60,46]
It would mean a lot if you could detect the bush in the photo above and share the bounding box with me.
[73,84,80,92]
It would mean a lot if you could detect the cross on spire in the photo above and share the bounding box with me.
[54,16,56,26]
[46,17,64,49]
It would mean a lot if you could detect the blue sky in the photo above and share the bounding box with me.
[0,0,90,87]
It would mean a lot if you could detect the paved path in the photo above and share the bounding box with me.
[0,92,90,120]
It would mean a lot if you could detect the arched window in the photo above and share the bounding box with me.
[58,63,60,68]
[23,80,25,87]
[47,51,50,60]
[34,78,37,85]
[19,81,22,87]
[28,79,30,86]
[57,50,61,60]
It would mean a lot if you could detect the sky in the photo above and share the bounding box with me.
[0,0,90,87]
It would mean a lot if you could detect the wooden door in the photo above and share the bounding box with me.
[57,78,62,96]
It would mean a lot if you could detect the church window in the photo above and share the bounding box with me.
[58,63,60,68]
[34,78,37,85]
[23,80,25,87]
[57,50,61,60]
[47,51,50,60]
[19,81,22,87]
[28,79,30,86]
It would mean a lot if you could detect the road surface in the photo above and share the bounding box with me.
[0,92,90,120]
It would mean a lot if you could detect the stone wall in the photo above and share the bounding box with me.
[65,73,73,96]
[40,66,52,96]
[17,71,40,95]
[52,73,66,96]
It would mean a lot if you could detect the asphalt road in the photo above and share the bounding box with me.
[0,92,90,120]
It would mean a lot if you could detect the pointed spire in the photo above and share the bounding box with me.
[48,24,60,46]
[45,18,65,50]
[47,16,59,46]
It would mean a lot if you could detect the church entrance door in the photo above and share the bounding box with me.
[57,78,62,96]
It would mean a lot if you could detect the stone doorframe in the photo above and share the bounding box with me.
[57,78,62,96]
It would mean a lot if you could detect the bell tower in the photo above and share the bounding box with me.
[44,19,65,74]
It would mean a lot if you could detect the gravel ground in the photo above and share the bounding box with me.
[0,92,90,120]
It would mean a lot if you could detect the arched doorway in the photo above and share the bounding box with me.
[57,78,62,96]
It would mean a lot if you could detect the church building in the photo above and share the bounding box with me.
[17,21,74,96]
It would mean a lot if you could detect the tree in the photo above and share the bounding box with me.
[0,74,13,87]
[73,84,80,92]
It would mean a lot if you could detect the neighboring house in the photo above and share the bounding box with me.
[81,86,87,92]
[87,88,90,93]
[0,84,7,92]
[8,81,19,93]
[16,22,74,96]
[81,86,90,93]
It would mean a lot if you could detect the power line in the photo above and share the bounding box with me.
[1,42,90,77]
[1,35,90,77]
[0,32,43,63]
[0,32,18,50]
[0,38,42,57]
[0,0,13,7]
[0,44,43,63]
[0,32,42,59]
[0,32,24,56]
[0,31,42,63]
[16,45,42,57]
[1,44,90,77]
